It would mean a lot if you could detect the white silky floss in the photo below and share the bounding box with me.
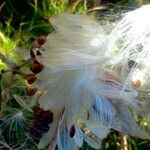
[34,5,150,150]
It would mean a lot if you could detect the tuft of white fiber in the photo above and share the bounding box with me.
[34,5,150,150]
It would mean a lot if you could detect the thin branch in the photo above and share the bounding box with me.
[120,133,128,150]
[87,5,108,13]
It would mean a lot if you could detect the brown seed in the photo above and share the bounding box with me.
[36,50,42,56]
[128,60,137,69]
[30,62,44,74]
[30,49,36,58]
[27,87,37,96]
[132,80,141,89]
[30,108,53,143]
[70,125,76,138]
[23,74,37,84]
[33,108,53,122]
[32,40,41,48]
[37,36,47,45]
[34,108,50,117]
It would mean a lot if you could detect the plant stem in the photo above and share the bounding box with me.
[120,133,128,150]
